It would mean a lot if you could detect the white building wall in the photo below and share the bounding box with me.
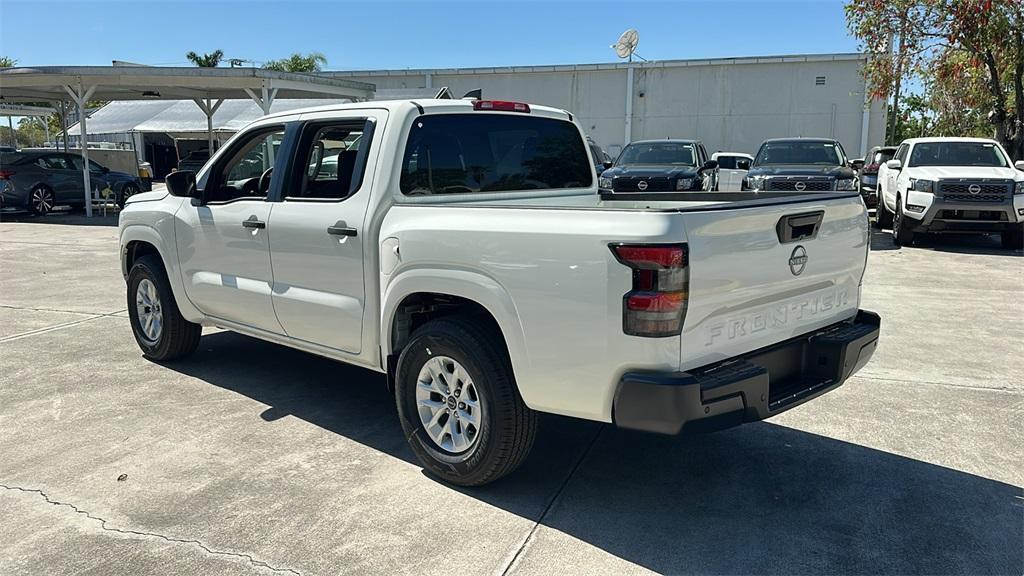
[330,54,887,159]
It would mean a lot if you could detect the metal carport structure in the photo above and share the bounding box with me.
[0,66,375,216]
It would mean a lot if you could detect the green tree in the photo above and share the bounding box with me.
[846,0,1024,159]
[0,56,16,68]
[185,49,224,68]
[262,52,327,73]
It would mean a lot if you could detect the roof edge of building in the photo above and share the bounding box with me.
[324,52,867,78]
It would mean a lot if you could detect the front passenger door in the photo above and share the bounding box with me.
[174,125,289,334]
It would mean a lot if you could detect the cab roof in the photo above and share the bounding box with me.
[257,98,574,123]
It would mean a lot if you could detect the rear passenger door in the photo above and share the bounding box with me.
[34,155,78,202]
[266,111,385,354]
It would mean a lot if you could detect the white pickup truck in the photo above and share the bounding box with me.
[876,137,1024,248]
[119,99,880,486]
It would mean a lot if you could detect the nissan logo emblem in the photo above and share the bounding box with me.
[637,180,648,191]
[968,184,982,195]
[794,181,807,192]
[789,245,808,276]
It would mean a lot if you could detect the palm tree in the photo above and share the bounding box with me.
[185,50,224,68]
[0,56,17,68]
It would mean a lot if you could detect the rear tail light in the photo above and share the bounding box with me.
[0,170,14,179]
[611,244,689,337]
[472,100,531,113]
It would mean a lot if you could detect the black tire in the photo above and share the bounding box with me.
[29,185,55,215]
[395,316,537,486]
[118,183,139,208]
[1002,226,1024,250]
[892,196,915,246]
[127,254,201,361]
[876,197,893,229]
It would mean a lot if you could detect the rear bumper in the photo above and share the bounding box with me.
[613,310,881,435]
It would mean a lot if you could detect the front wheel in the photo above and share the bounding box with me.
[876,196,893,229]
[127,254,202,361]
[892,198,915,246]
[118,183,139,208]
[395,316,537,486]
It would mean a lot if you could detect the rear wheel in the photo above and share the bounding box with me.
[127,254,201,361]
[1002,226,1024,250]
[29,185,55,215]
[395,316,537,486]
[892,197,915,246]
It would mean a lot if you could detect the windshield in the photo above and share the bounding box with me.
[754,141,844,166]
[908,141,1008,168]
[616,142,696,166]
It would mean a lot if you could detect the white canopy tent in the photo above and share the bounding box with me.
[0,66,375,216]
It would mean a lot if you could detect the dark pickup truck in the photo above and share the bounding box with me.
[598,139,720,193]
[743,138,859,193]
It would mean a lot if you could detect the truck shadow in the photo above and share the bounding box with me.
[166,330,1023,575]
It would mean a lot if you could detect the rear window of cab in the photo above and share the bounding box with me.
[400,114,592,195]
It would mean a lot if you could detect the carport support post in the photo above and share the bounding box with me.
[624,64,634,147]
[193,98,224,155]
[64,83,97,218]
[245,86,278,166]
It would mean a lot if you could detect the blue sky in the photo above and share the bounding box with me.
[1,1,859,69]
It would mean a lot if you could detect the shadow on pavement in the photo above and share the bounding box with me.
[868,226,900,251]
[165,330,1023,575]
[909,232,1023,257]
[0,209,119,227]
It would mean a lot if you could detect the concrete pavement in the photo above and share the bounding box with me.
[1,213,1021,575]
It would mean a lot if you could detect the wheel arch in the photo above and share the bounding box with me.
[381,270,528,392]
[120,224,204,322]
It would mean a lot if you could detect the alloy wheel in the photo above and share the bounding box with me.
[415,355,483,454]
[31,187,54,214]
[135,278,163,343]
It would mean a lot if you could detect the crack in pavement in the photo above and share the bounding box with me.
[499,425,605,576]
[0,309,128,343]
[0,483,302,576]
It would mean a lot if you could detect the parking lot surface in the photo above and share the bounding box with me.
[1,213,1021,575]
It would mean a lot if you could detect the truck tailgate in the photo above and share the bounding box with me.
[678,195,868,370]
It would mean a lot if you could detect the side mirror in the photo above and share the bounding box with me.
[851,159,865,171]
[701,159,719,171]
[602,160,613,170]
[165,170,199,199]
[1015,160,1024,171]
[885,159,902,170]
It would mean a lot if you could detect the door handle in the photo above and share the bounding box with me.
[241,219,266,229]
[327,225,357,237]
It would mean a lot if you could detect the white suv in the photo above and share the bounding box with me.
[876,137,1024,248]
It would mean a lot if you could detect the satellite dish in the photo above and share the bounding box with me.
[613,28,639,60]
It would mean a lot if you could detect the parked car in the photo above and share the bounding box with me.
[876,137,1024,248]
[120,99,880,486]
[857,146,897,208]
[711,151,753,192]
[176,149,210,173]
[743,138,858,193]
[587,137,613,177]
[0,151,144,214]
[598,139,719,193]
